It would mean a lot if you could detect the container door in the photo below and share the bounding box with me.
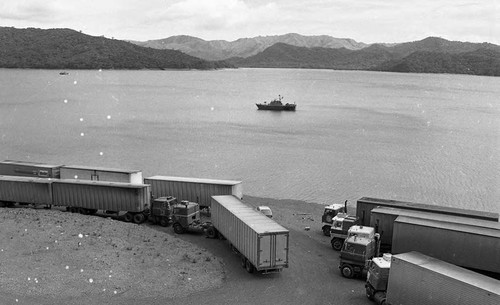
[275,233,288,267]
[258,234,289,268]
[258,235,272,268]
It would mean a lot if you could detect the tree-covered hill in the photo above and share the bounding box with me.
[0,27,233,70]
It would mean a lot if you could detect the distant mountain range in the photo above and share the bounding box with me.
[2,27,500,76]
[131,33,369,61]
[0,27,232,70]
[132,34,500,76]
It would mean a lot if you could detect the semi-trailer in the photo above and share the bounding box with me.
[60,165,143,184]
[0,160,63,178]
[208,195,289,274]
[144,176,243,209]
[51,179,151,223]
[370,207,500,251]
[0,175,53,207]
[392,216,500,276]
[356,197,499,226]
[366,251,500,305]
[0,175,172,224]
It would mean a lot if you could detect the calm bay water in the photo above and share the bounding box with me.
[0,68,499,213]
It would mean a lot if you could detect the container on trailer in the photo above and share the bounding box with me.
[0,160,63,178]
[386,252,500,305]
[392,216,500,275]
[370,207,500,250]
[51,179,150,212]
[356,197,499,226]
[60,165,143,184]
[0,175,53,205]
[211,195,289,273]
[144,176,243,208]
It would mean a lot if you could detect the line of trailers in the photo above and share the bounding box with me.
[0,160,289,274]
[319,197,500,304]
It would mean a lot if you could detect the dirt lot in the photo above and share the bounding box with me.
[0,196,370,305]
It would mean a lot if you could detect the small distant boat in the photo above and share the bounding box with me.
[256,95,296,111]
[59,71,69,75]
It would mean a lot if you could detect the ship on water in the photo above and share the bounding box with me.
[256,95,296,111]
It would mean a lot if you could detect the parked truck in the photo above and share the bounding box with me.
[370,207,500,252]
[356,197,499,226]
[339,225,380,278]
[321,201,347,236]
[170,200,212,234]
[208,195,289,274]
[144,176,243,210]
[0,160,63,178]
[392,216,500,276]
[330,213,359,250]
[366,251,500,305]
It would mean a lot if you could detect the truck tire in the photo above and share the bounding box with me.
[365,286,374,300]
[245,259,254,273]
[206,226,217,239]
[241,256,246,268]
[159,218,169,227]
[133,213,146,224]
[173,223,184,234]
[341,264,354,278]
[331,238,343,251]
[124,213,133,222]
[322,225,331,236]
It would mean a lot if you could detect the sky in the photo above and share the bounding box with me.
[0,0,499,44]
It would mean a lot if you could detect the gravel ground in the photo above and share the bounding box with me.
[0,207,224,304]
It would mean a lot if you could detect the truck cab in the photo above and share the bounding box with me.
[172,200,202,234]
[330,213,359,250]
[150,196,177,227]
[339,225,380,278]
[365,253,391,304]
[322,203,346,236]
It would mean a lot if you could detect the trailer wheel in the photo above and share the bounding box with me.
[159,218,169,227]
[241,256,246,268]
[173,223,184,234]
[245,259,254,273]
[206,226,217,239]
[341,265,354,278]
[133,213,146,224]
[124,213,133,222]
[331,238,343,251]
[322,225,331,236]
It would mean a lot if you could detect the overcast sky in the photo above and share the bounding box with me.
[1,0,498,44]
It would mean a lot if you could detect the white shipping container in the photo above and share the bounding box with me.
[60,165,143,184]
[0,160,63,178]
[0,175,53,205]
[386,252,500,305]
[52,179,150,212]
[392,216,500,275]
[145,176,242,208]
[211,195,289,273]
[370,207,500,250]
